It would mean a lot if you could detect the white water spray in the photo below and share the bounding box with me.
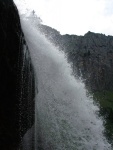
[13,1,112,147]
[19,16,111,150]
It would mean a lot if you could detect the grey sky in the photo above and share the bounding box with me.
[14,0,113,36]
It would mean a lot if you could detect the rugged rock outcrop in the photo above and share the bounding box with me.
[0,0,35,149]
[38,24,113,92]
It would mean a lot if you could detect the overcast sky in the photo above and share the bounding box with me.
[14,0,113,36]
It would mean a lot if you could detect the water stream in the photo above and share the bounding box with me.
[19,15,112,149]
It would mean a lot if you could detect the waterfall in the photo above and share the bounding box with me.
[5,0,109,146]
[19,16,111,150]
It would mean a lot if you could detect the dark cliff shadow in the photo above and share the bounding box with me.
[0,0,35,149]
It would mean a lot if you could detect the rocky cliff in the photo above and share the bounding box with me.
[0,0,35,149]
[38,24,113,92]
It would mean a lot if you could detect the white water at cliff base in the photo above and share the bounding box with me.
[20,15,111,150]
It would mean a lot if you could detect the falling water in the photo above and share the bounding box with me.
[14,7,112,149]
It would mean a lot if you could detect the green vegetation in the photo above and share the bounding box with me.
[93,91,113,110]
[93,91,113,145]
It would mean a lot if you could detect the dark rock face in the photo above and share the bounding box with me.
[0,0,35,149]
[63,32,113,92]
